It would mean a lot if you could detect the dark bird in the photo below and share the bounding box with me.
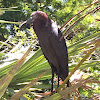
[20,11,69,93]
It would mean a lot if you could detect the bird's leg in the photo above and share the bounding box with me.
[51,69,54,94]
[67,80,69,87]
[57,76,60,88]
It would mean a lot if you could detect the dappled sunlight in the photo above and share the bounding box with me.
[0,0,100,100]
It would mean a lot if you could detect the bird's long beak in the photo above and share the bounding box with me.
[19,17,33,28]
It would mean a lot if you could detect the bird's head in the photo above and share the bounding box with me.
[19,11,48,28]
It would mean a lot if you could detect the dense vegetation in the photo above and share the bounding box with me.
[0,0,100,100]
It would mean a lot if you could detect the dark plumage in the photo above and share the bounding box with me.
[20,11,69,92]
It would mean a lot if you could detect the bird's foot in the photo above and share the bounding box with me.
[50,91,55,96]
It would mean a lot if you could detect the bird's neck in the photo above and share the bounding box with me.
[33,18,50,31]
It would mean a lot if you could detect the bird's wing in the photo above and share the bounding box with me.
[48,20,69,80]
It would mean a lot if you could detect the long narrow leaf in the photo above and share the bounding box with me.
[0,46,32,98]
[60,5,100,40]
[43,75,100,100]
[9,69,49,100]
[57,39,100,92]
[60,1,100,30]
[0,20,20,24]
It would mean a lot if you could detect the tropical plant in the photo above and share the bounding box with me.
[0,0,100,100]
